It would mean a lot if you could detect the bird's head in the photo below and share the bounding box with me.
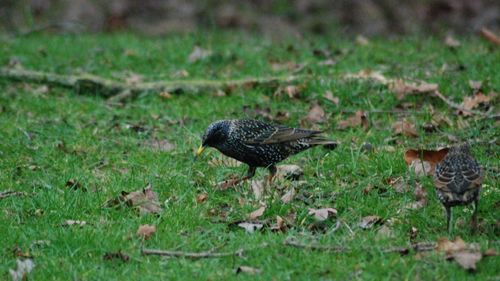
[195,120,230,158]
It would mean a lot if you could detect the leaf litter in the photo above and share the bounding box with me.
[103,183,162,215]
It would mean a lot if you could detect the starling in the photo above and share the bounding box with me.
[196,119,337,184]
[434,144,483,233]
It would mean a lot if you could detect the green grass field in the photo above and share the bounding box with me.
[0,33,499,280]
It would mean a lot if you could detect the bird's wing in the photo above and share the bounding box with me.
[245,126,321,145]
[434,161,455,190]
[461,162,483,187]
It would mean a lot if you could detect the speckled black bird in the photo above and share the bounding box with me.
[196,119,337,183]
[434,144,483,233]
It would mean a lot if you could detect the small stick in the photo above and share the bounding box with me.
[284,237,435,254]
[0,190,26,200]
[141,248,244,259]
[141,243,268,259]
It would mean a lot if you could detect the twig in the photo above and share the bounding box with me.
[0,190,26,200]
[141,243,268,259]
[433,90,499,119]
[284,237,348,253]
[0,68,303,98]
[283,237,435,255]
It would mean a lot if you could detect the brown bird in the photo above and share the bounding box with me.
[196,119,337,185]
[434,144,483,234]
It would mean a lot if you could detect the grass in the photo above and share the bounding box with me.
[0,33,499,280]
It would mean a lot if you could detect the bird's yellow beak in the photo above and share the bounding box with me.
[195,145,206,159]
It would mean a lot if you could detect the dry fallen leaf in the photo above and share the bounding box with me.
[389,79,438,100]
[457,92,496,116]
[251,180,265,200]
[104,183,162,215]
[277,164,304,181]
[404,182,428,209]
[9,259,35,281]
[376,225,395,239]
[392,119,418,137]
[142,139,175,152]
[444,35,461,48]
[270,216,288,232]
[409,159,432,177]
[188,46,212,63]
[248,206,266,220]
[404,148,449,176]
[196,192,208,203]
[308,208,337,222]
[386,177,409,193]
[468,80,482,92]
[356,35,370,46]
[343,69,389,85]
[236,266,262,275]
[324,91,339,105]
[359,215,382,229]
[305,102,326,124]
[437,237,483,271]
[62,220,87,227]
[281,188,296,203]
[237,222,264,233]
[137,224,156,240]
[336,110,368,130]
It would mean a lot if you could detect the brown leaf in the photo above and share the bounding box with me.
[453,251,482,271]
[409,159,432,177]
[137,224,156,240]
[142,139,175,152]
[356,35,370,46]
[359,215,382,229]
[281,188,296,203]
[159,92,173,100]
[270,216,288,232]
[444,35,461,48]
[216,176,241,190]
[386,177,408,193]
[237,222,264,233]
[196,192,208,203]
[305,102,326,124]
[250,180,265,200]
[125,73,143,85]
[376,225,395,239]
[236,266,262,275]
[404,183,428,209]
[392,119,418,137]
[337,110,368,130]
[248,206,266,220]
[308,208,337,222]
[468,80,482,92]
[344,69,389,84]
[480,27,500,45]
[61,220,87,227]
[389,80,438,100]
[324,91,339,105]
[437,237,468,253]
[104,183,162,215]
[404,148,449,176]
[457,92,496,116]
[188,46,212,63]
[437,237,483,271]
[277,164,304,181]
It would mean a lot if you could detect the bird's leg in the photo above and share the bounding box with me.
[219,166,256,190]
[446,206,453,235]
[471,199,479,232]
[243,166,257,181]
[267,165,277,185]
